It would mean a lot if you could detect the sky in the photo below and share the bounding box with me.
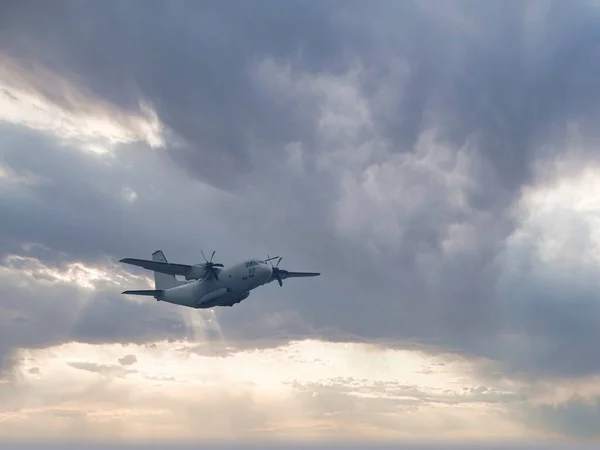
[2,0,600,446]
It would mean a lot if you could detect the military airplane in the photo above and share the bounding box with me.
[119,250,320,308]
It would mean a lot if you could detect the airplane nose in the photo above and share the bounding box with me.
[262,264,273,282]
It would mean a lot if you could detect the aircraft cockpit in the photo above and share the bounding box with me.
[244,259,265,268]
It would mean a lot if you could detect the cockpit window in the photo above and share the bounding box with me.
[244,260,261,268]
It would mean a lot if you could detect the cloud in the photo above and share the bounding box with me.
[0,0,347,190]
[117,355,137,366]
[485,161,600,379]
[0,253,190,371]
[0,119,243,263]
[1,0,600,370]
[3,0,600,441]
[0,339,540,443]
[0,56,164,153]
[66,361,134,378]
[523,396,600,441]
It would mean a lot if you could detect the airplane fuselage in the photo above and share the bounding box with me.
[159,259,273,308]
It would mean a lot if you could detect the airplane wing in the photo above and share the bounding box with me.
[119,258,192,277]
[270,268,320,287]
[279,271,321,279]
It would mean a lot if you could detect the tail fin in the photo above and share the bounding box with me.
[152,250,178,290]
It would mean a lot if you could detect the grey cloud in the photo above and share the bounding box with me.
[0,0,353,190]
[0,121,346,352]
[290,377,525,409]
[474,235,600,380]
[0,250,189,370]
[2,0,600,398]
[66,361,134,378]
[523,395,600,440]
[0,123,306,370]
[117,354,137,366]
[0,122,236,266]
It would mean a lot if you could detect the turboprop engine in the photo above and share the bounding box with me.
[183,250,224,280]
[184,264,208,280]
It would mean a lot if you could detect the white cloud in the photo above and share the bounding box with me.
[1,254,151,292]
[1,339,539,443]
[497,151,600,313]
[0,55,165,154]
[0,164,45,187]
[513,162,600,268]
[121,187,138,204]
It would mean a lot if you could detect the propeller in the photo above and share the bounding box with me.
[201,249,224,281]
[267,254,285,287]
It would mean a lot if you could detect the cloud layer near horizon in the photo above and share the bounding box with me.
[2,0,600,442]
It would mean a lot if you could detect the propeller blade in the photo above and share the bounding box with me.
[205,266,219,281]
[265,255,281,266]
[271,266,284,287]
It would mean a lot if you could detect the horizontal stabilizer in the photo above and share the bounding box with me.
[119,258,192,276]
[121,289,164,297]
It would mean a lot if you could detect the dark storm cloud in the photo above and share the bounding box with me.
[0,0,359,189]
[0,122,236,266]
[2,2,600,194]
[2,0,600,396]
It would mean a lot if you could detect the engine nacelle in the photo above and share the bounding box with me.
[184,264,206,280]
